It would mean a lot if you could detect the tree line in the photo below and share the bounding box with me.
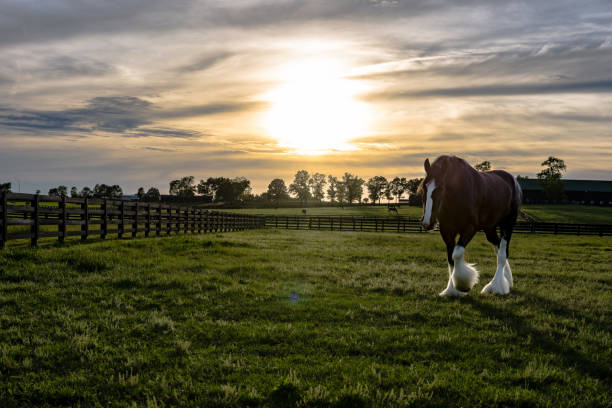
[0,157,566,203]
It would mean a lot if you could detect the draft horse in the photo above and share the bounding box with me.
[418,155,522,296]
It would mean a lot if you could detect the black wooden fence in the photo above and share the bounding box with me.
[0,192,266,248]
[263,215,612,236]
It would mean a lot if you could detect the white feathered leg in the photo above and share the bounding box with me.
[503,259,513,288]
[439,264,467,297]
[481,239,511,295]
[451,245,479,292]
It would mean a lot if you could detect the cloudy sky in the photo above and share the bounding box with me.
[1,0,611,194]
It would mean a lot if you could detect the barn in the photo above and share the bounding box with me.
[518,178,612,205]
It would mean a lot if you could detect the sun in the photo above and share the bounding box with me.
[263,59,370,154]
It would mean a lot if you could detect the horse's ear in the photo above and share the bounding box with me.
[424,158,430,173]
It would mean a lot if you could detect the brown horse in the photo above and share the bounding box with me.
[418,155,522,296]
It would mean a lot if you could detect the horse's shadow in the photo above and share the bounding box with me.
[464,290,611,382]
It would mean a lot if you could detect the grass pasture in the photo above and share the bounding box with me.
[224,204,612,224]
[225,205,424,218]
[0,230,610,407]
[521,205,612,224]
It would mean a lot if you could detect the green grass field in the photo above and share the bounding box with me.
[225,204,612,224]
[521,205,612,224]
[0,230,610,407]
[225,205,423,218]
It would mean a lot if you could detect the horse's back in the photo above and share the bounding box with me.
[477,170,521,228]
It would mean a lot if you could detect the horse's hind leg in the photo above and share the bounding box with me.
[484,228,513,288]
[481,227,513,295]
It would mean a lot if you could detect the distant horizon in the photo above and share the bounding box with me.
[2,1,611,194]
[4,165,610,196]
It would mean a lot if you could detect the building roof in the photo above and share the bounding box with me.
[517,178,612,193]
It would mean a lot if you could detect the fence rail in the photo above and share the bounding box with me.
[0,192,266,248]
[263,215,612,236]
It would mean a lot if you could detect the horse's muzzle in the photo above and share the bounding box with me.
[421,218,434,231]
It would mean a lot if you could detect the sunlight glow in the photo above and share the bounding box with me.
[263,59,371,154]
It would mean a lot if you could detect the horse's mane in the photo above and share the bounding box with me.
[417,155,471,195]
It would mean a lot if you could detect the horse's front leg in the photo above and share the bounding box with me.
[439,229,466,297]
[451,226,479,292]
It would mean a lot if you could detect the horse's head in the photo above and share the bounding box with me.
[418,156,451,230]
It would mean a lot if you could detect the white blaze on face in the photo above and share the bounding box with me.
[423,179,436,226]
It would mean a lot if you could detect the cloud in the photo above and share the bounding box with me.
[0,96,266,138]
[128,128,202,139]
[177,52,233,72]
[368,80,612,99]
[159,101,267,119]
[0,96,151,133]
[144,146,176,152]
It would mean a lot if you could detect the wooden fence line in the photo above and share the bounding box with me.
[262,215,612,236]
[0,192,266,248]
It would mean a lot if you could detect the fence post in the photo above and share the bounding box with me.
[119,201,125,238]
[167,206,172,235]
[81,197,89,241]
[145,203,150,237]
[155,203,162,237]
[101,199,108,239]
[184,207,189,234]
[59,195,67,243]
[31,194,39,247]
[1,192,7,249]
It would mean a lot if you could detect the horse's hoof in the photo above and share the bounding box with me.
[480,279,510,295]
[439,287,468,297]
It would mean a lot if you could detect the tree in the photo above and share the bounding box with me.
[537,156,567,202]
[93,184,123,199]
[343,173,364,204]
[48,185,68,197]
[389,177,408,203]
[405,178,423,206]
[336,180,347,205]
[229,177,251,202]
[289,170,311,203]
[308,173,327,201]
[384,183,393,202]
[169,176,195,198]
[196,178,214,196]
[0,182,11,193]
[366,176,388,204]
[80,187,93,198]
[143,187,161,201]
[70,186,78,197]
[474,161,491,171]
[327,175,339,202]
[200,177,251,203]
[362,197,369,204]
[267,179,289,203]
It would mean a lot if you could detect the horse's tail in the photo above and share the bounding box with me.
[512,177,523,210]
